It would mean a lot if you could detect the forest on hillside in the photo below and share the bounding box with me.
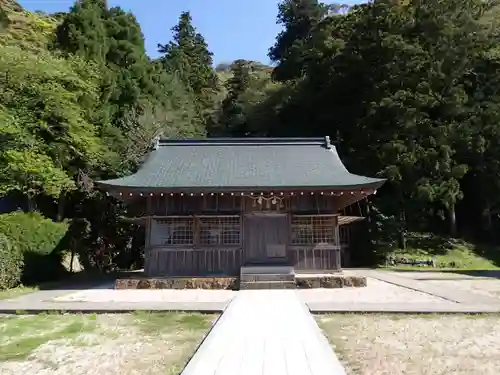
[2,0,500,286]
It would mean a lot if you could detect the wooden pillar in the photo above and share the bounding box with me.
[334,216,342,271]
[144,196,152,275]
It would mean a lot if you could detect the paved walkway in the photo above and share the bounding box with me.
[355,269,500,305]
[2,269,500,314]
[0,289,233,314]
[181,290,346,375]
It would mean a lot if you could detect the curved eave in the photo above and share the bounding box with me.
[95,177,386,194]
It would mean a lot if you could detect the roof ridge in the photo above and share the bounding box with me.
[157,137,332,147]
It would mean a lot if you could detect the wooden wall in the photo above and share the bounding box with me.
[141,193,358,276]
[145,247,242,276]
[287,246,341,271]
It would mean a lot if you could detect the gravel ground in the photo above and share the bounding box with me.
[318,314,500,375]
[0,313,216,375]
[53,289,237,303]
[297,278,453,304]
[54,279,452,305]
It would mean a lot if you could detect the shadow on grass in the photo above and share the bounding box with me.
[31,270,143,291]
[469,242,500,268]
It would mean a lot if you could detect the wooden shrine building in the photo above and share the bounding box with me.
[97,137,385,277]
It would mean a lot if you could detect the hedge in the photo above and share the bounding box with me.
[0,233,22,289]
[0,211,69,289]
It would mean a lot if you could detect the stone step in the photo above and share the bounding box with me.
[240,265,294,275]
[239,281,297,290]
[240,273,296,282]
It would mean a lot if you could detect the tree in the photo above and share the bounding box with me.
[269,0,330,82]
[0,45,105,209]
[158,11,220,121]
[261,0,500,241]
[217,60,252,135]
[55,0,109,62]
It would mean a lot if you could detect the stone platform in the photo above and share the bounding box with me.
[295,274,367,288]
[115,277,239,290]
[114,272,367,290]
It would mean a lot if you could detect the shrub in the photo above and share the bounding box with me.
[0,211,69,285]
[0,233,22,289]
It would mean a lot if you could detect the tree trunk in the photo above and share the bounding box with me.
[483,204,495,241]
[397,208,406,249]
[449,204,457,238]
[56,192,66,222]
[69,239,75,274]
[26,194,35,212]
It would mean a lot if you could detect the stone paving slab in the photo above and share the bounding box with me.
[355,269,500,305]
[308,302,500,314]
[52,289,237,303]
[181,290,346,375]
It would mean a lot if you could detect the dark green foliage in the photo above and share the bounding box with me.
[250,0,500,247]
[55,0,108,61]
[268,0,331,82]
[68,193,145,272]
[0,212,68,255]
[158,11,220,123]
[217,60,252,135]
[0,233,22,289]
[214,60,277,136]
[0,6,10,32]
[0,212,69,285]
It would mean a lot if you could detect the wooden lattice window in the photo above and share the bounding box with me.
[291,215,336,245]
[198,216,241,245]
[155,218,194,245]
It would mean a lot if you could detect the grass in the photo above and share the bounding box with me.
[0,313,97,361]
[317,313,500,375]
[380,232,500,270]
[0,312,216,375]
[131,311,214,335]
[130,312,216,375]
[0,285,38,300]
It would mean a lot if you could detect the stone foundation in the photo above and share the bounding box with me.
[114,275,367,290]
[295,275,367,288]
[115,277,239,290]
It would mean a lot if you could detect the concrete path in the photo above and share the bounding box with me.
[0,289,234,314]
[181,290,346,375]
[355,269,500,305]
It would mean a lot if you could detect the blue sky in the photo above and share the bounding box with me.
[19,0,362,64]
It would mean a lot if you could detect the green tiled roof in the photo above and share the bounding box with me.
[96,137,385,191]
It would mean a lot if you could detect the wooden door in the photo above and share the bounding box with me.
[244,214,288,262]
